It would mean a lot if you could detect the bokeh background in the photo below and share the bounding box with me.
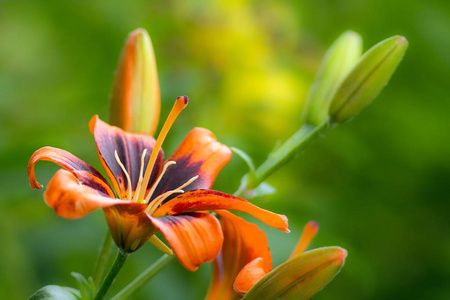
[1,0,449,299]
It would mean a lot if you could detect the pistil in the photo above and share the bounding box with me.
[137,96,188,201]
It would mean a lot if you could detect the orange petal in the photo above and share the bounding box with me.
[234,257,268,294]
[103,205,156,253]
[206,211,271,300]
[28,146,114,197]
[89,115,164,199]
[150,127,231,201]
[154,190,289,232]
[44,169,128,219]
[149,212,223,271]
[290,221,319,258]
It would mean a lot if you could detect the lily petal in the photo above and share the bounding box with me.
[234,257,268,294]
[150,128,231,200]
[89,115,164,199]
[149,212,222,271]
[28,146,113,197]
[154,190,289,232]
[44,170,127,219]
[206,211,271,300]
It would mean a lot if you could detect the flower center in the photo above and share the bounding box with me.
[113,96,199,214]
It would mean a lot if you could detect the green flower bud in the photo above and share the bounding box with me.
[329,36,408,124]
[304,31,362,126]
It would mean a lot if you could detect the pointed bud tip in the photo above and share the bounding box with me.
[336,247,348,263]
[129,28,149,39]
[395,36,408,45]
[342,30,359,38]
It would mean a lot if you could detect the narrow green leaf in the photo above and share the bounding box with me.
[231,147,256,173]
[28,285,80,300]
[329,36,408,124]
[242,247,347,300]
[71,272,95,300]
[110,28,160,134]
[304,31,362,126]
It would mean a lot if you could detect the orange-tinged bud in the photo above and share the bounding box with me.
[241,247,347,300]
[110,28,160,135]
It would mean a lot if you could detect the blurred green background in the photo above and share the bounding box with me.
[1,0,449,299]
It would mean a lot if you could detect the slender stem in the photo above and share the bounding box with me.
[93,231,114,286]
[248,121,329,189]
[111,254,175,300]
[94,250,129,300]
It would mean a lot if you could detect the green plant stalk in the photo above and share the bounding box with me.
[248,121,328,189]
[111,254,175,300]
[92,231,114,287]
[94,250,129,300]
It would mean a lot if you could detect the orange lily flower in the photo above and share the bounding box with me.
[207,212,346,299]
[28,97,289,271]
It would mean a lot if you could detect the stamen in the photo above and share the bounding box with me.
[145,175,199,215]
[138,96,189,200]
[132,149,148,202]
[144,160,177,204]
[145,189,184,214]
[149,235,173,255]
[114,150,132,200]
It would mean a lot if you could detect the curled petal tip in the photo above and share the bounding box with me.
[281,215,290,233]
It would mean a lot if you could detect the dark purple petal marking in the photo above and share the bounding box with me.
[90,116,164,199]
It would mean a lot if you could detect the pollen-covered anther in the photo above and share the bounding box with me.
[145,175,199,215]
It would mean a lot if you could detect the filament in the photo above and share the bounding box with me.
[114,150,132,200]
[132,149,148,202]
[143,160,177,204]
[145,175,199,215]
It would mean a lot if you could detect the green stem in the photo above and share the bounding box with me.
[249,121,329,189]
[93,231,114,286]
[111,254,175,300]
[94,249,129,300]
